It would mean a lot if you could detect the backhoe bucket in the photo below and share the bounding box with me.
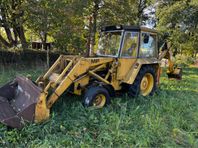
[0,76,41,129]
[167,68,182,80]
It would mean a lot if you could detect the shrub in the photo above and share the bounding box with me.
[175,54,196,67]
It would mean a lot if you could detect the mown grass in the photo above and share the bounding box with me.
[0,65,198,147]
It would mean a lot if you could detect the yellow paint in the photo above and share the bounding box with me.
[117,58,136,80]
[123,58,159,84]
[46,59,88,108]
[93,94,106,108]
[74,76,89,95]
[89,71,110,85]
[43,55,62,80]
[140,73,154,96]
[35,92,50,122]
[111,80,121,90]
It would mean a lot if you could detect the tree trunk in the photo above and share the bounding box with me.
[15,26,27,49]
[4,27,15,46]
[46,45,50,68]
[0,8,15,46]
[138,0,143,25]
[44,33,49,68]
[89,1,99,56]
[0,34,12,47]
[0,20,15,46]
[40,32,49,68]
[13,29,18,45]
[85,16,92,57]
[43,32,47,50]
[137,0,146,25]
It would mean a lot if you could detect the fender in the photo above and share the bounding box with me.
[122,58,160,85]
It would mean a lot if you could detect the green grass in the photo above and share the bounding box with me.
[0,65,198,147]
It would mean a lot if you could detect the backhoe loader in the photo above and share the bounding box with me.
[0,25,182,129]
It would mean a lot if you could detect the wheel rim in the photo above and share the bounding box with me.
[140,73,154,96]
[93,94,106,108]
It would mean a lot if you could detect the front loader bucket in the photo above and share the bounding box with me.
[167,68,182,80]
[0,76,41,129]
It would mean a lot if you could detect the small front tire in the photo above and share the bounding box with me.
[83,86,110,108]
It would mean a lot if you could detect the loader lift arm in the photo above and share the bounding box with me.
[34,56,116,123]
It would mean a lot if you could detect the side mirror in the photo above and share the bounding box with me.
[143,34,149,44]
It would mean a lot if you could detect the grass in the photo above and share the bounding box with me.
[0,65,198,147]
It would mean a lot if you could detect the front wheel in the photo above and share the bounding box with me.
[83,86,110,108]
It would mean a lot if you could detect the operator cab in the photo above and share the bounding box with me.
[96,25,158,58]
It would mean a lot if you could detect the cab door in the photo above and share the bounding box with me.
[139,31,158,58]
[117,31,139,80]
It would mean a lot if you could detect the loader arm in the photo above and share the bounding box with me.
[46,59,89,108]
[34,56,114,122]
[35,57,89,122]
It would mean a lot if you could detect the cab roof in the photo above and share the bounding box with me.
[101,25,157,34]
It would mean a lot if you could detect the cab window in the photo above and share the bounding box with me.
[139,33,157,57]
[121,32,139,57]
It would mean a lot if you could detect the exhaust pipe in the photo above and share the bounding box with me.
[0,77,41,129]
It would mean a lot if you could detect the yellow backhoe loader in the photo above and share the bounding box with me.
[0,25,182,129]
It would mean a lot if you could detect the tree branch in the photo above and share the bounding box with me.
[0,34,12,47]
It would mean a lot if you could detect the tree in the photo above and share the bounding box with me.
[156,0,198,57]
[26,0,54,50]
[0,0,153,55]
[84,0,152,55]
[0,0,27,49]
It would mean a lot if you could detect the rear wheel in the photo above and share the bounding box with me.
[140,73,154,96]
[128,65,156,97]
[83,86,110,108]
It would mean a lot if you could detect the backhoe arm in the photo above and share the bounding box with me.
[159,46,174,74]
[159,42,182,79]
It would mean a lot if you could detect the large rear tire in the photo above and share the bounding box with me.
[83,86,110,108]
[128,65,156,97]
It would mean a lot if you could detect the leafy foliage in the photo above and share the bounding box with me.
[0,0,153,53]
[156,0,198,57]
[0,0,27,48]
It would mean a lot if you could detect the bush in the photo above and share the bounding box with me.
[175,54,196,67]
[0,49,59,65]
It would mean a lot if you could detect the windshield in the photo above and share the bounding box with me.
[97,31,122,56]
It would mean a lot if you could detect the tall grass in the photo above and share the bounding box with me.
[0,64,46,84]
[0,66,198,147]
